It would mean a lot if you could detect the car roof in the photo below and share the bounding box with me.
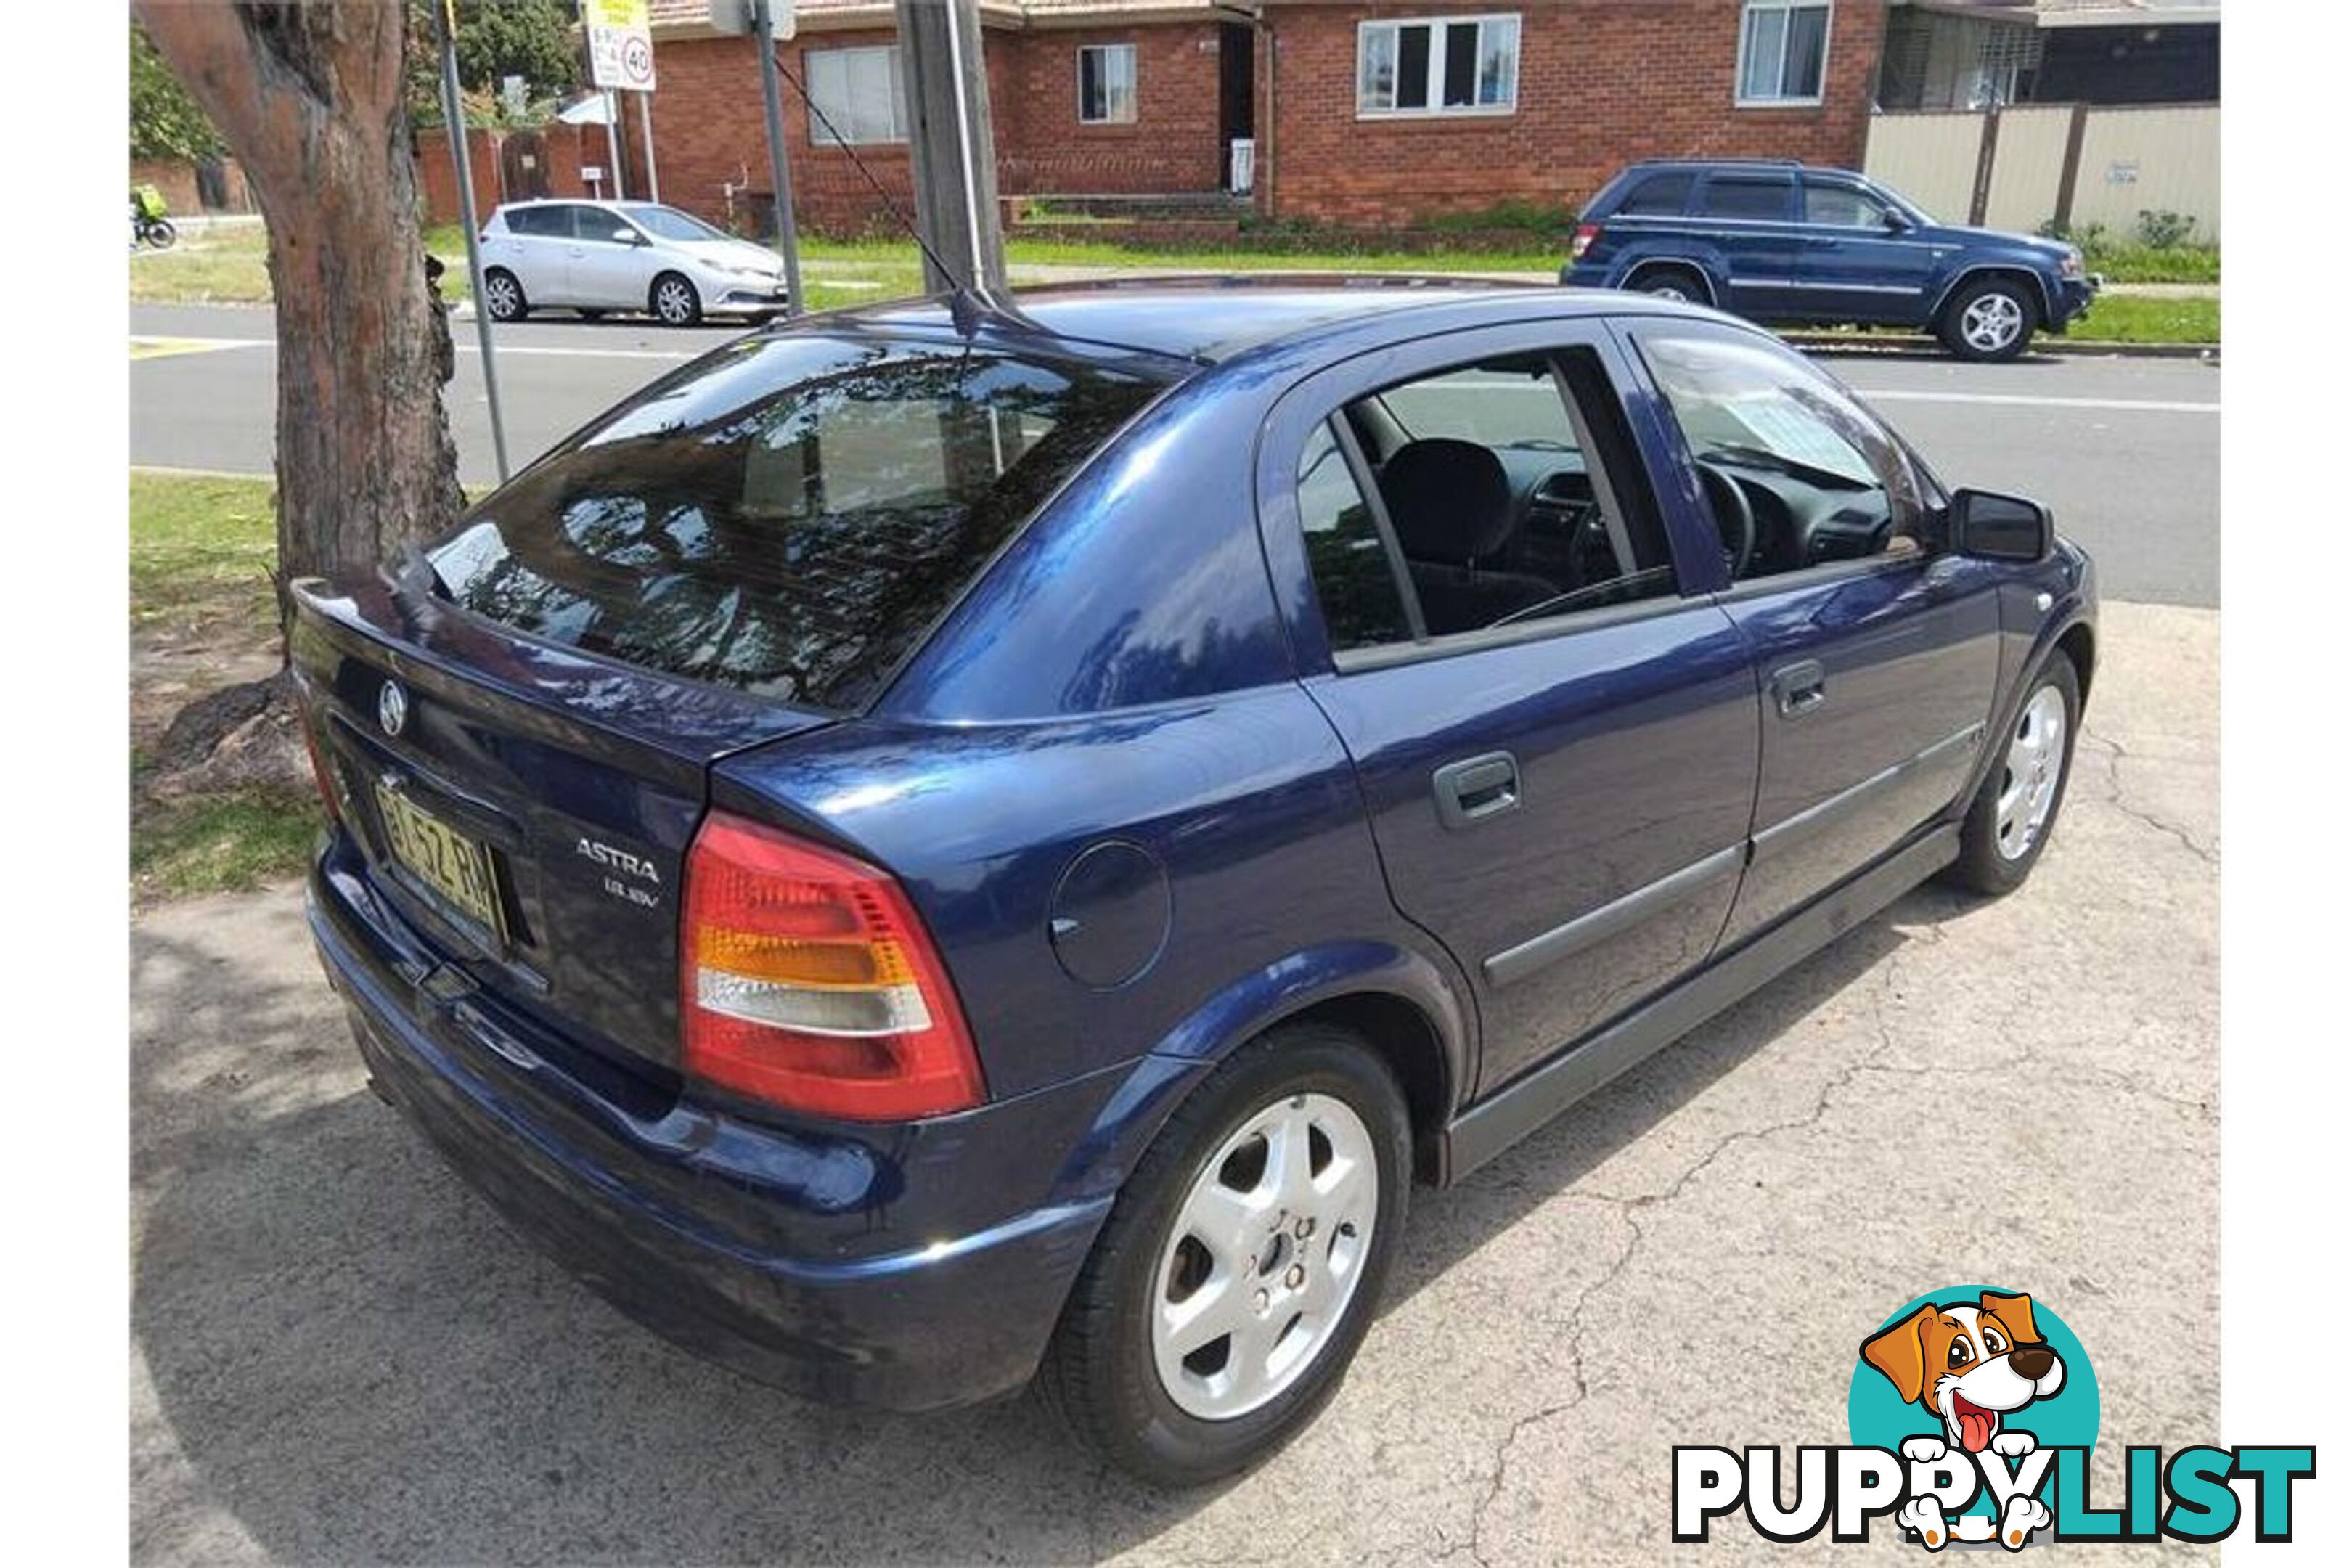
[813,275,1681,365]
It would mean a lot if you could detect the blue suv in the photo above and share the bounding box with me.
[1561,160,2100,361]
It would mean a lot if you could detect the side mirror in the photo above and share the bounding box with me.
[1951,488,2054,563]
[611,227,642,245]
[1881,208,1915,233]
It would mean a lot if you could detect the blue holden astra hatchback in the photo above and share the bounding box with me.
[296,279,2096,1485]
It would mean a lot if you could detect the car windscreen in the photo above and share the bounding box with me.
[427,336,1167,710]
[621,204,731,242]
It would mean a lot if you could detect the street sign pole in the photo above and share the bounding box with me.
[436,0,510,481]
[639,91,661,203]
[753,0,806,316]
[603,91,628,200]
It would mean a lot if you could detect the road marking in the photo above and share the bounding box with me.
[456,343,699,361]
[131,332,698,363]
[131,336,264,361]
[1845,388,2219,415]
[1421,375,2218,415]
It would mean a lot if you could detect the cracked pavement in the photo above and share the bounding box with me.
[130,601,2216,1565]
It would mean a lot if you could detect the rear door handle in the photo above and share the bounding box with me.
[1771,660,1828,718]
[1433,751,1521,830]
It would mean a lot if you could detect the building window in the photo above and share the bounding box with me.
[1736,0,1832,106]
[1078,44,1138,124]
[1357,15,1519,118]
[807,44,907,145]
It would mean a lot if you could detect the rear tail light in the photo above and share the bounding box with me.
[301,717,343,824]
[682,812,986,1122]
[1570,223,1601,263]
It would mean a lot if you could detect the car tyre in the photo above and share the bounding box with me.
[482,268,528,322]
[1629,265,1708,304]
[1947,651,2081,894]
[650,271,703,327]
[1037,1021,1411,1487]
[1939,277,2038,362]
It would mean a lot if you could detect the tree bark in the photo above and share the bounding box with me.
[136,1,463,599]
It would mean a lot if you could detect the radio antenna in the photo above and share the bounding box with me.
[769,44,989,335]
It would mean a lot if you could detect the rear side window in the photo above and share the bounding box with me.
[1296,423,1413,651]
[1616,171,1694,216]
[1698,176,1792,221]
[505,205,573,238]
[429,338,1164,709]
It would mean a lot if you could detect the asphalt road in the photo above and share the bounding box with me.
[130,301,2220,608]
[131,601,2217,1564]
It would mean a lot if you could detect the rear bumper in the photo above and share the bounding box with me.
[309,846,1114,1413]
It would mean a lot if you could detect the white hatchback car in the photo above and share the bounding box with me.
[476,199,791,326]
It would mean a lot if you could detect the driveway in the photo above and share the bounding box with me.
[131,600,2216,1564]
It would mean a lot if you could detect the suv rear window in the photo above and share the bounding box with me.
[428,337,1165,710]
[1697,176,1792,221]
[1616,171,1694,216]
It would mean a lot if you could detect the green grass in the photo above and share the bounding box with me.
[130,471,279,636]
[131,471,315,901]
[131,791,320,900]
[2082,242,2220,286]
[2070,293,2218,344]
[134,222,474,305]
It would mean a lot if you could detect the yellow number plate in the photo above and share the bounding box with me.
[374,783,507,940]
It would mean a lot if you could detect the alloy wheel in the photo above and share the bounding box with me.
[655,279,695,324]
[1151,1092,1379,1421]
[1995,685,2068,860]
[484,275,520,319]
[1962,293,2025,354]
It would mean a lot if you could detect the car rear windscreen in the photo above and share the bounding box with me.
[428,336,1166,711]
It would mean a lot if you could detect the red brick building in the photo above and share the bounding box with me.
[634,0,1889,232]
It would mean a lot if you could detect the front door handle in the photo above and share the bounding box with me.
[1771,660,1828,718]
[1433,751,1521,830]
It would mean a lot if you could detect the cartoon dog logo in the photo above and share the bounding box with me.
[1862,1289,2066,1549]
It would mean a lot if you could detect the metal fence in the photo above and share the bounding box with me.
[1864,102,2218,244]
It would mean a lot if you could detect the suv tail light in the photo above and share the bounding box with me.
[682,812,986,1122]
[1570,223,1601,263]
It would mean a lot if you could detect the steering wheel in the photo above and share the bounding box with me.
[1695,461,1757,582]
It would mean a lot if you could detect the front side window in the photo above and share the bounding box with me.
[430,338,1164,709]
[1737,0,1832,105]
[1293,352,1677,653]
[807,45,907,145]
[1802,179,1892,229]
[1636,327,1922,581]
[1078,44,1138,124]
[1357,14,1519,116]
[620,203,732,242]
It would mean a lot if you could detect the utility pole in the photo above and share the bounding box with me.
[752,0,807,316]
[894,0,1006,295]
[435,0,509,481]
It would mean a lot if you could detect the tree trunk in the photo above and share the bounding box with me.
[136,1,463,599]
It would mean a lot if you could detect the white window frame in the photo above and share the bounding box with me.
[1077,43,1138,126]
[806,44,907,146]
[1355,14,1521,120]
[1734,0,1834,108]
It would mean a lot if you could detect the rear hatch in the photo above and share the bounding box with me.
[296,326,1169,1079]
[294,575,830,1074]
